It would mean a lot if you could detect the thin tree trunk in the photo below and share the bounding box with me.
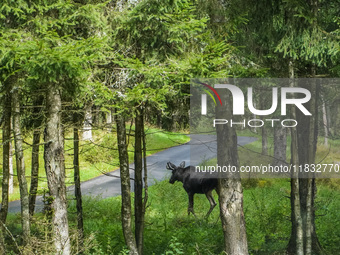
[82,103,93,141]
[9,136,13,194]
[287,61,304,255]
[261,125,268,155]
[142,111,148,233]
[287,63,323,255]
[115,113,138,255]
[44,85,71,254]
[260,100,268,155]
[134,106,144,254]
[305,178,313,255]
[0,90,11,253]
[304,76,322,254]
[304,77,317,255]
[106,109,113,131]
[12,89,30,246]
[321,95,328,146]
[307,2,323,251]
[289,132,304,255]
[273,126,287,166]
[29,129,40,216]
[74,113,84,251]
[0,226,4,254]
[216,86,248,255]
[326,104,331,137]
[29,96,43,215]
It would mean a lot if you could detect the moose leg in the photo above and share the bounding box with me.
[205,190,217,219]
[188,193,196,217]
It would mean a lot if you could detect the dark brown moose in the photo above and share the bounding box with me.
[166,161,217,218]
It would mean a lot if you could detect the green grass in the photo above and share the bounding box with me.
[4,137,340,254]
[3,128,340,254]
[0,126,190,202]
[6,178,339,254]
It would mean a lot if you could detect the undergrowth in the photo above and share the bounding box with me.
[4,178,340,254]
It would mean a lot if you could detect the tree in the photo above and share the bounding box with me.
[230,0,339,253]
[29,96,43,216]
[44,82,71,254]
[73,112,84,250]
[134,105,144,254]
[216,85,249,255]
[0,79,11,254]
[115,111,138,254]
[110,1,207,253]
[16,2,108,252]
[274,1,339,254]
[82,103,93,141]
[12,87,30,245]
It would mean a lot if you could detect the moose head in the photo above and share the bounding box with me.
[166,161,186,184]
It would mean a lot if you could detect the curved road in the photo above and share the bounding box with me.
[7,135,257,213]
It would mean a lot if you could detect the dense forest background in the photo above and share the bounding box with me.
[0,0,339,254]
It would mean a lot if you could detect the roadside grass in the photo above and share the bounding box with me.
[0,126,190,202]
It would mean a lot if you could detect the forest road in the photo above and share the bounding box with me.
[7,135,257,213]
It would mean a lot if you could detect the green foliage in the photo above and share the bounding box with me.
[276,27,339,66]
[274,0,339,69]
[0,0,110,110]
[106,0,209,123]
[113,0,207,59]
[163,237,185,255]
[244,181,291,254]
[315,185,340,254]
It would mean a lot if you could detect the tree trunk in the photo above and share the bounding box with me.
[142,112,148,239]
[9,136,14,195]
[288,65,323,255]
[29,129,40,216]
[12,89,30,245]
[74,113,84,251]
[0,90,11,253]
[82,103,93,141]
[115,113,138,255]
[216,86,248,255]
[260,99,268,155]
[106,109,113,131]
[287,61,303,255]
[261,125,268,155]
[44,85,71,254]
[297,79,322,255]
[288,123,304,255]
[0,226,4,254]
[321,95,328,146]
[29,96,43,215]
[134,106,145,254]
[273,126,287,166]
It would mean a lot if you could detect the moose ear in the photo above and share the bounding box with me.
[166,162,176,170]
[179,161,185,168]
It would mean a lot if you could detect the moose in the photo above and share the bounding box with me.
[166,161,218,218]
